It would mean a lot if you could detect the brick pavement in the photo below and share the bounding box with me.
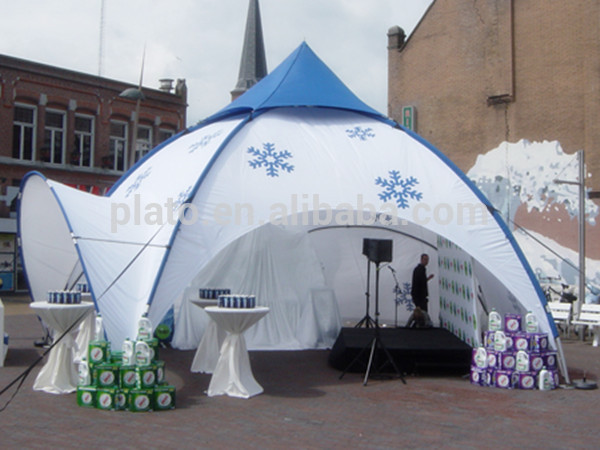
[0,295,598,448]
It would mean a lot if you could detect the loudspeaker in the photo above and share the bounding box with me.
[362,238,393,263]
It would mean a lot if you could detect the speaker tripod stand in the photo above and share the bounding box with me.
[341,259,406,386]
[355,257,376,328]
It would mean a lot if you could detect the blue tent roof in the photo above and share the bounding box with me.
[111,42,393,192]
[205,42,386,123]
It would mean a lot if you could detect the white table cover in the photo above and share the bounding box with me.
[74,309,95,364]
[205,306,269,398]
[30,302,94,394]
[190,299,225,373]
[172,294,207,350]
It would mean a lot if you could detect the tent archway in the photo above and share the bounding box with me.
[19,172,83,303]
[18,42,568,381]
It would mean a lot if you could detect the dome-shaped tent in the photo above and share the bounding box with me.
[18,43,567,378]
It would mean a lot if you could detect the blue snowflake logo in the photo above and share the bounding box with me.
[394,282,415,312]
[247,143,295,177]
[188,130,223,153]
[375,170,423,209]
[172,185,193,212]
[346,126,375,141]
[125,167,152,198]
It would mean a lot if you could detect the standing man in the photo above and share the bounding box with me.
[411,253,434,312]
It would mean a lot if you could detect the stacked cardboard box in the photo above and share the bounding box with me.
[470,312,558,390]
[76,336,176,412]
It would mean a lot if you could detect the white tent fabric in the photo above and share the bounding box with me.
[18,43,565,376]
[172,219,435,350]
[19,175,80,306]
[172,223,342,350]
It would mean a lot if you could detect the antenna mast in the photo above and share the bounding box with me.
[98,0,105,76]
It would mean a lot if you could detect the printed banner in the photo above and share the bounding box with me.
[437,236,480,347]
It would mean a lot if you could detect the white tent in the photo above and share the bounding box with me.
[18,43,567,377]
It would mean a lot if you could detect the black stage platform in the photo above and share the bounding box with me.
[329,327,472,375]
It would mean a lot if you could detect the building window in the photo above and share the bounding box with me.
[106,120,128,171]
[73,114,94,167]
[158,128,175,144]
[12,104,36,161]
[135,125,152,163]
[43,110,66,164]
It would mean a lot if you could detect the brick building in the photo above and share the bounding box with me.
[0,54,187,291]
[387,0,600,260]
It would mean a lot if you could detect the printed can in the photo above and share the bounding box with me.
[516,372,536,390]
[504,314,522,333]
[153,385,176,411]
[115,389,128,410]
[470,367,485,386]
[500,352,516,370]
[94,363,119,388]
[493,370,513,389]
[76,386,96,408]
[110,351,123,364]
[484,331,496,349]
[530,333,549,353]
[484,369,493,386]
[120,365,138,389]
[155,360,166,385]
[128,388,153,412]
[486,350,500,370]
[88,340,110,364]
[543,351,558,370]
[513,333,531,352]
[136,364,157,389]
[96,387,118,411]
[530,354,545,372]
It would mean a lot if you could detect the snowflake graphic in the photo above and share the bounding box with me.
[346,126,375,141]
[247,143,295,177]
[172,185,193,212]
[125,167,152,198]
[394,282,415,312]
[188,130,223,153]
[375,170,423,209]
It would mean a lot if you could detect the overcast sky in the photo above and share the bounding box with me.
[0,0,433,126]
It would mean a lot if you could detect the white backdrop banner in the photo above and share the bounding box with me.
[437,236,481,347]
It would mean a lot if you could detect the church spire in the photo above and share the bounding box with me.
[231,0,268,101]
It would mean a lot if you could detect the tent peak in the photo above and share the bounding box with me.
[207,42,386,123]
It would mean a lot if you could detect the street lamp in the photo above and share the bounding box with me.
[119,49,146,170]
[119,87,145,169]
[554,149,586,317]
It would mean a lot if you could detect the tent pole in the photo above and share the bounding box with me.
[554,337,570,385]
[577,149,585,319]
